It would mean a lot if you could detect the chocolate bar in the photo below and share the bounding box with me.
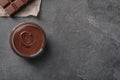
[0,0,28,16]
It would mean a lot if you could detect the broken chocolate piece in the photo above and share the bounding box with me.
[0,0,28,16]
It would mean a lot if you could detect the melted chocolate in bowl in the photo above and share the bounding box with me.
[10,22,46,58]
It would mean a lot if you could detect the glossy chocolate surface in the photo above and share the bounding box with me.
[10,22,46,58]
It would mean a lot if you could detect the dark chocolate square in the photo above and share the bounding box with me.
[13,0,25,9]
[5,4,16,15]
[0,0,9,7]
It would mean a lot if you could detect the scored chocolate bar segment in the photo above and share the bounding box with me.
[5,4,16,15]
[0,0,28,16]
[0,0,10,7]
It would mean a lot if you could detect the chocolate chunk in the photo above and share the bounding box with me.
[10,22,46,58]
[5,4,16,15]
[0,0,29,16]
[0,0,10,7]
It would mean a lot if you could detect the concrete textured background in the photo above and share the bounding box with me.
[0,0,120,80]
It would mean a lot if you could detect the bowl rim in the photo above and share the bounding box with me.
[10,22,47,58]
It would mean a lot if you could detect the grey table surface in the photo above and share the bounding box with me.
[0,0,120,80]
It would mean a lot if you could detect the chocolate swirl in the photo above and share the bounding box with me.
[20,31,35,48]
